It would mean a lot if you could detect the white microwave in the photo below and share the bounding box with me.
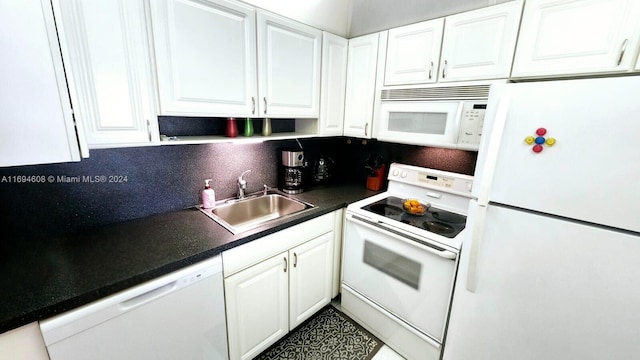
[375,82,500,150]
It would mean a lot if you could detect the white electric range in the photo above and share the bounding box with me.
[341,163,473,360]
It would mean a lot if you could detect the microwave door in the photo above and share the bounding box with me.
[378,101,462,148]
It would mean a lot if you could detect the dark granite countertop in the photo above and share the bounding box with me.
[0,184,380,334]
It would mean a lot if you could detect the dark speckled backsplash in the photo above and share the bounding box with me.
[0,138,476,242]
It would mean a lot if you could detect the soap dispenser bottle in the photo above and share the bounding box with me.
[202,179,216,209]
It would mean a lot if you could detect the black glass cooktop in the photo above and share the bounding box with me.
[361,196,467,238]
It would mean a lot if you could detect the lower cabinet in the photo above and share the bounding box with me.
[223,211,337,360]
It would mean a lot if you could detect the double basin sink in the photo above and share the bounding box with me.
[198,189,314,234]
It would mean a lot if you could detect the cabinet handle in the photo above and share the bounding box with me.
[251,97,255,114]
[365,123,369,137]
[293,253,297,268]
[617,38,629,66]
[283,257,287,272]
[146,119,152,142]
[428,61,433,80]
[442,60,448,79]
[263,97,267,115]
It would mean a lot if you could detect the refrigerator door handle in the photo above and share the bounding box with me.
[466,202,487,292]
[475,97,510,206]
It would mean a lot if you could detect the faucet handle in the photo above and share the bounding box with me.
[238,169,251,186]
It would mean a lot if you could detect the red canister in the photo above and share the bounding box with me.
[226,117,238,137]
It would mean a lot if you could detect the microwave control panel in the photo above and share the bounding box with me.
[458,102,487,148]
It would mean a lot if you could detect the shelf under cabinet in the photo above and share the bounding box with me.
[159,132,316,145]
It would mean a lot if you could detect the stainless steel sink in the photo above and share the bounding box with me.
[199,191,314,234]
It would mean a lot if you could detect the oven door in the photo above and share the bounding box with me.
[342,213,458,342]
[376,101,462,148]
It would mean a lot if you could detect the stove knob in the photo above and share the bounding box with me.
[392,169,399,177]
[401,171,407,178]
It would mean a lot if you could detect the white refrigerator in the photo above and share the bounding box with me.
[443,76,640,360]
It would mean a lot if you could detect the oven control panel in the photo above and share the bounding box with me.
[388,163,473,197]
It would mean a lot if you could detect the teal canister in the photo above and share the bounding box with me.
[262,118,272,136]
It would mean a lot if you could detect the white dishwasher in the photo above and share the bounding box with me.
[40,255,228,360]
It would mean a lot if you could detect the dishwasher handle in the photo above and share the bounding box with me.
[118,281,177,311]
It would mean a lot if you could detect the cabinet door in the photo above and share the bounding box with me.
[289,232,334,329]
[151,0,258,116]
[385,18,444,85]
[53,0,158,147]
[319,32,348,136]
[0,0,84,167]
[225,253,288,360]
[343,33,379,138]
[439,0,523,82]
[512,0,640,78]
[257,11,322,118]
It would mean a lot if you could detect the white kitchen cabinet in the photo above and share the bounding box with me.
[319,32,348,136]
[224,253,289,360]
[223,211,337,360]
[53,0,159,148]
[0,0,86,167]
[439,0,523,82]
[151,0,258,117]
[384,18,444,85]
[257,11,322,118]
[512,0,640,78]
[343,33,380,138]
[288,232,334,328]
[225,233,334,360]
[0,323,49,360]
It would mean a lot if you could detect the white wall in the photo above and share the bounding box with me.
[240,0,351,37]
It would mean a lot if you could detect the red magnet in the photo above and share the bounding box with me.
[536,128,547,136]
[532,144,543,153]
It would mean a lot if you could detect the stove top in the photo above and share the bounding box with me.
[361,196,467,238]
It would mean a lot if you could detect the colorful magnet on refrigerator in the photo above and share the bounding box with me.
[525,128,556,153]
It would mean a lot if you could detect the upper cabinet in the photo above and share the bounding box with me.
[257,11,322,118]
[319,32,348,136]
[53,0,159,148]
[439,0,523,82]
[151,0,258,117]
[512,0,640,78]
[0,0,86,167]
[384,18,444,86]
[151,0,321,119]
[343,33,380,138]
[382,1,523,86]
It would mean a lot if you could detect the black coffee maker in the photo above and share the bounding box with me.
[278,148,306,194]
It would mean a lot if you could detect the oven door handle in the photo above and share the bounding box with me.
[347,214,457,260]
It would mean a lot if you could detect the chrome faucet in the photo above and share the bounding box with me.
[237,170,251,199]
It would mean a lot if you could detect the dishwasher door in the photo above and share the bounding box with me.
[40,256,228,360]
